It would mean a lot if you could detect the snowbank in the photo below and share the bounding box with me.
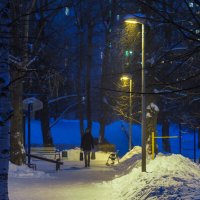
[9,163,51,178]
[113,146,142,175]
[102,154,200,200]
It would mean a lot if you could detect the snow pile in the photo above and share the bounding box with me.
[113,146,142,174]
[65,147,82,161]
[91,151,112,161]
[102,154,200,200]
[9,163,51,178]
[119,146,141,162]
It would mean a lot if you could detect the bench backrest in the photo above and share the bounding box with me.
[31,147,57,152]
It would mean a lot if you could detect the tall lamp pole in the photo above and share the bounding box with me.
[129,78,133,151]
[141,23,146,172]
[124,14,146,172]
[120,74,133,151]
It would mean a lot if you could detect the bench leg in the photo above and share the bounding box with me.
[56,163,60,171]
[56,159,61,171]
[54,152,61,161]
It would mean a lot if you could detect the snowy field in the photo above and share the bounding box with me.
[9,147,200,200]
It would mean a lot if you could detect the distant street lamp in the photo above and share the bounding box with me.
[124,14,147,172]
[23,97,43,167]
[120,74,133,151]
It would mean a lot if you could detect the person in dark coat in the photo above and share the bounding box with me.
[81,128,94,167]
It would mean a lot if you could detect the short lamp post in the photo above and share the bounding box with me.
[120,74,133,151]
[124,14,147,172]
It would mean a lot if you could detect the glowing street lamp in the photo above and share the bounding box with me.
[124,14,147,172]
[120,74,133,151]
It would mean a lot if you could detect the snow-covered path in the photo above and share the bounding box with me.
[9,160,116,200]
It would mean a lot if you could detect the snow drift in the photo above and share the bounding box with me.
[102,150,200,200]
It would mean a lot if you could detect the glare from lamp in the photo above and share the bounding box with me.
[120,75,132,81]
[125,19,138,24]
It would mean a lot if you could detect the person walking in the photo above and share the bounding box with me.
[81,128,94,167]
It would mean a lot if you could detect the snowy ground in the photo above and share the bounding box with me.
[9,147,200,200]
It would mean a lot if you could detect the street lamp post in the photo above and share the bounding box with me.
[124,14,146,172]
[129,78,133,151]
[120,74,133,151]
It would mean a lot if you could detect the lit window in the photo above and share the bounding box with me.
[116,15,120,21]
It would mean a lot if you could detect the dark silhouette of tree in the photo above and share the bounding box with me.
[0,1,11,199]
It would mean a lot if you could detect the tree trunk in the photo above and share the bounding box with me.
[99,29,109,143]
[10,81,25,165]
[0,1,10,198]
[0,105,10,200]
[198,128,200,149]
[77,15,84,137]
[86,23,93,129]
[10,0,26,165]
[37,0,53,147]
[146,102,159,156]
[99,119,106,143]
[40,95,53,146]
[162,119,171,153]
[98,26,115,142]
[78,39,84,137]
[99,0,117,143]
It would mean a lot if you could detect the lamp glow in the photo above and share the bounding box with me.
[120,75,131,81]
[125,19,138,24]
[120,74,133,151]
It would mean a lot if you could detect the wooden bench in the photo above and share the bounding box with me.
[31,147,62,160]
[27,154,63,171]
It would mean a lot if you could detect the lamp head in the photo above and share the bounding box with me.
[120,74,132,81]
[124,19,138,24]
[124,13,146,25]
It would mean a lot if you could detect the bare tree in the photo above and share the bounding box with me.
[72,0,85,136]
[9,0,37,165]
[0,1,10,199]
[97,0,119,143]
